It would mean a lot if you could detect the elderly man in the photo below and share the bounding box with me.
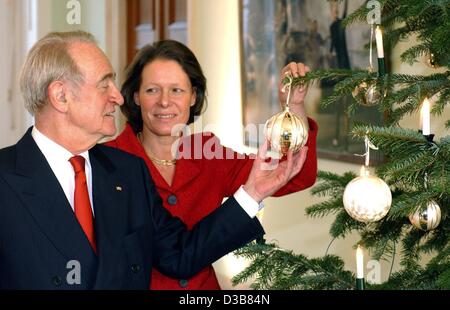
[0,31,307,289]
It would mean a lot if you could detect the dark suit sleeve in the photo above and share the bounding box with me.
[137,159,265,279]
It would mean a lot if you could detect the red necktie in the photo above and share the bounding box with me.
[69,156,97,254]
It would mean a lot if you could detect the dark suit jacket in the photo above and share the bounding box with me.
[0,129,264,289]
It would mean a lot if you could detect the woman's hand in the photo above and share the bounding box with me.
[278,62,310,128]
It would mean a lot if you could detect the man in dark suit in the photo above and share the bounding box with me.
[0,31,307,289]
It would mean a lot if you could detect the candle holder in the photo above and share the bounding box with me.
[256,236,266,245]
[356,278,365,290]
[418,130,435,143]
[424,134,435,143]
[377,57,386,77]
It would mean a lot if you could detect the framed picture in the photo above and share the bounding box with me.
[240,0,384,164]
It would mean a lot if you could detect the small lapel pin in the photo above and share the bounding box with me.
[116,186,122,192]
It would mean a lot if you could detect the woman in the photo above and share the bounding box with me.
[106,40,318,290]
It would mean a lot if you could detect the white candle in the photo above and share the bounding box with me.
[375,26,384,58]
[421,98,431,135]
[356,245,364,279]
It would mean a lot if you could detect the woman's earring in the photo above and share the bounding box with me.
[134,93,140,106]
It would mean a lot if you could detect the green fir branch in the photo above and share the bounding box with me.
[310,171,356,197]
[400,43,431,65]
[433,88,450,115]
[306,199,343,219]
[329,211,365,239]
[232,242,355,290]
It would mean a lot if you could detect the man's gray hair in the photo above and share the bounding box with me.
[19,31,97,115]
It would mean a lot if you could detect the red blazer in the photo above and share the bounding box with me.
[105,118,318,290]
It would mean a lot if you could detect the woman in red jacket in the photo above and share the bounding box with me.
[105,40,318,290]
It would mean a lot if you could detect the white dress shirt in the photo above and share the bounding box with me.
[31,127,262,218]
[234,186,264,218]
[31,127,94,215]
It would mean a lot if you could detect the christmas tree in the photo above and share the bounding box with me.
[233,0,450,290]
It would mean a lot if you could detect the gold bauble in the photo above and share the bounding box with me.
[422,51,438,68]
[343,167,392,223]
[264,109,308,155]
[409,200,441,231]
[365,84,382,106]
[352,81,382,107]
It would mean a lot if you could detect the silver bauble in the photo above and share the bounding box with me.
[264,109,308,155]
[343,167,392,223]
[409,200,441,231]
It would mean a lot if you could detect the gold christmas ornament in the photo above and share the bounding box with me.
[264,74,308,155]
[422,51,438,68]
[352,80,382,107]
[409,200,441,231]
[264,110,308,155]
[343,166,392,223]
[365,83,382,106]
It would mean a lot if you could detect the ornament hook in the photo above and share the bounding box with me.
[281,72,294,112]
[354,131,378,166]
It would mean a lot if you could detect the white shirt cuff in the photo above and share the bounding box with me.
[233,185,264,218]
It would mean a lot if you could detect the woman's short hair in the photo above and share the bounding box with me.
[19,31,96,115]
[121,40,207,133]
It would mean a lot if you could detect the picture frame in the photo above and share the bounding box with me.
[240,0,384,164]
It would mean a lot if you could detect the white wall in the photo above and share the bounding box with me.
[0,0,32,148]
[0,0,16,147]
[0,0,126,149]
[188,0,245,152]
